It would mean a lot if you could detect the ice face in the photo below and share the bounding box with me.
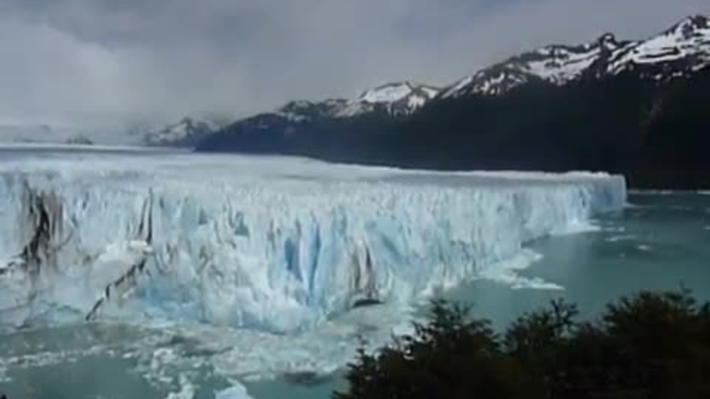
[0,150,627,334]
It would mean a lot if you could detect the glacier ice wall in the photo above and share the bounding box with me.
[0,154,627,333]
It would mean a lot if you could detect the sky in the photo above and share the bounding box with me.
[0,0,708,125]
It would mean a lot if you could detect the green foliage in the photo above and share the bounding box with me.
[334,299,525,399]
[335,290,710,399]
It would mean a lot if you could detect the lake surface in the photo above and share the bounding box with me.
[444,193,710,328]
[1,193,709,399]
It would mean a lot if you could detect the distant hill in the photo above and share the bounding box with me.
[196,15,710,189]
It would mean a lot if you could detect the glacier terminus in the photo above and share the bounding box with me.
[0,149,626,337]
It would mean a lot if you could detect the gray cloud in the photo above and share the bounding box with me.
[0,0,708,124]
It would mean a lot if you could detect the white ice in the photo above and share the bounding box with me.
[215,383,254,399]
[0,150,626,336]
[165,374,196,399]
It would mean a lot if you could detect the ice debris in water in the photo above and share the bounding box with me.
[165,374,196,399]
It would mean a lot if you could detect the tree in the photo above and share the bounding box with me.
[334,299,526,399]
[334,290,710,399]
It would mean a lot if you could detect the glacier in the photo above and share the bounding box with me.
[0,149,627,335]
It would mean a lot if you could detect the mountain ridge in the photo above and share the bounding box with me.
[196,15,710,188]
[440,15,710,98]
[196,16,710,189]
[200,14,709,141]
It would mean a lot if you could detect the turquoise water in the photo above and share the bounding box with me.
[444,193,710,329]
[1,194,709,399]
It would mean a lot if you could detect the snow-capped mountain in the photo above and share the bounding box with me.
[141,117,227,147]
[199,81,440,147]
[442,15,710,98]
[195,82,440,154]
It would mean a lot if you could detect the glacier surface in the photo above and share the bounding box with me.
[0,149,627,335]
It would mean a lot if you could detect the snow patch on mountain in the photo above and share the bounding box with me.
[360,83,417,103]
[273,100,348,123]
[256,82,440,123]
[335,82,440,117]
[608,15,710,74]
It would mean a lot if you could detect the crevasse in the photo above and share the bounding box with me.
[0,155,626,333]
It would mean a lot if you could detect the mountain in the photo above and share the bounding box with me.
[388,15,710,188]
[140,116,226,147]
[441,15,710,98]
[196,82,439,155]
[196,15,710,188]
[272,82,440,119]
[344,82,441,116]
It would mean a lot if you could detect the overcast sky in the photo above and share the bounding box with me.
[0,0,708,125]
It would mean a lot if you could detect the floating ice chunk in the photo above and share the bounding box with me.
[628,190,675,195]
[477,249,563,291]
[215,382,254,399]
[165,374,195,399]
[0,364,8,383]
[512,278,564,291]
[551,220,601,235]
[606,235,637,242]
